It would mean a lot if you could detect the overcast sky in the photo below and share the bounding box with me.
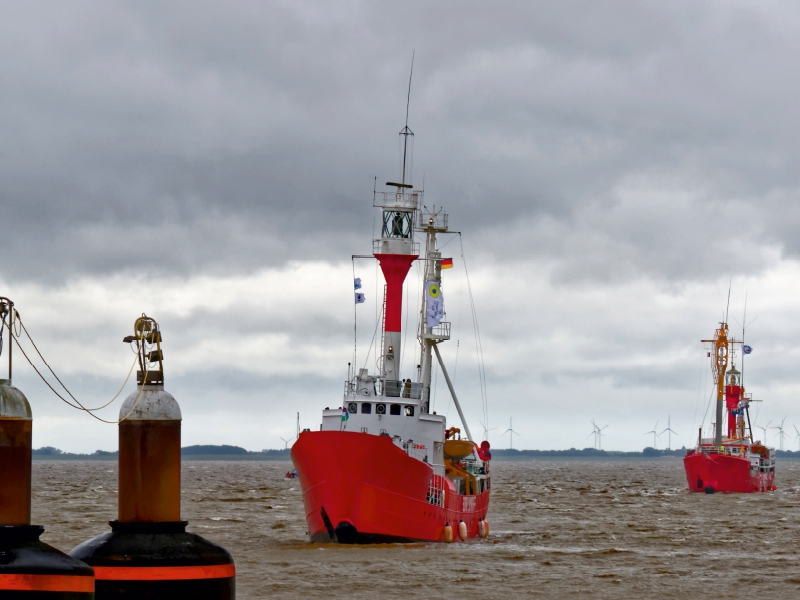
[3,0,800,452]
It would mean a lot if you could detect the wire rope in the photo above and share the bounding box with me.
[352,257,357,376]
[459,234,490,434]
[7,313,149,424]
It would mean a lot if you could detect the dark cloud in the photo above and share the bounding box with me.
[6,1,800,451]
[2,1,800,285]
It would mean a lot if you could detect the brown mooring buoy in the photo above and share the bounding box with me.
[70,315,235,599]
[0,297,95,598]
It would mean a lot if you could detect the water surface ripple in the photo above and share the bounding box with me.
[31,459,800,598]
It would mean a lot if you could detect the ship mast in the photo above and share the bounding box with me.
[418,209,447,410]
[372,80,419,393]
[703,323,729,448]
[702,321,745,448]
[414,206,474,440]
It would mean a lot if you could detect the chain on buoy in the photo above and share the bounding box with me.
[0,297,95,598]
[70,315,235,599]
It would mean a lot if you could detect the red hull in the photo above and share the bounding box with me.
[684,452,774,493]
[291,431,490,543]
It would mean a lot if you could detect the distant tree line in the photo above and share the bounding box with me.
[34,444,800,460]
[32,445,292,459]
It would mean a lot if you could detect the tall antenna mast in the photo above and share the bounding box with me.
[400,51,415,186]
[741,293,747,385]
[725,277,732,324]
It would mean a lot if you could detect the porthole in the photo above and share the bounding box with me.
[348,402,357,413]
[404,405,415,417]
[376,403,386,415]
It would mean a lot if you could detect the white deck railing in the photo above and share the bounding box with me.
[374,190,421,210]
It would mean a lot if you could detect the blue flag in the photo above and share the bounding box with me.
[354,277,362,290]
[743,345,752,355]
[355,292,366,304]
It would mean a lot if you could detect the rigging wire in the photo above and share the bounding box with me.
[361,303,381,371]
[7,318,147,424]
[690,346,707,443]
[0,308,6,359]
[458,234,490,434]
[700,350,715,434]
[6,312,151,424]
[13,314,136,412]
[353,266,358,372]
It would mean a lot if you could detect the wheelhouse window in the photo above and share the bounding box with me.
[361,403,372,414]
[389,404,401,416]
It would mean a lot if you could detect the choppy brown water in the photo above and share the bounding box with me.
[31,459,800,599]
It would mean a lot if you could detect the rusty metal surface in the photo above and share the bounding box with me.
[0,419,32,525]
[118,421,181,522]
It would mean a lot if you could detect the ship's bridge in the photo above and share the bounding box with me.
[317,368,447,467]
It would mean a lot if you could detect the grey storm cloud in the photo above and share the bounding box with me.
[2,1,800,284]
[5,1,800,452]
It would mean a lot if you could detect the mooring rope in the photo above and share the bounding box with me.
[5,313,148,424]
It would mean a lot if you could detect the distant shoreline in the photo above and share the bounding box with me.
[31,445,800,461]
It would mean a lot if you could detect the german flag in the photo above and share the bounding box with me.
[441,258,453,269]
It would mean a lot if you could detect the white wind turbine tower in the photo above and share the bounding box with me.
[592,420,609,450]
[660,415,678,451]
[503,417,519,450]
[279,436,293,450]
[587,422,599,450]
[645,419,660,449]
[771,416,788,451]
[794,425,800,451]
[756,420,772,444]
[479,420,497,442]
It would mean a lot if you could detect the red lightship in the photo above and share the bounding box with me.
[684,320,775,493]
[291,118,491,544]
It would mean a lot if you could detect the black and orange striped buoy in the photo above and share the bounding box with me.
[70,315,234,599]
[0,357,96,598]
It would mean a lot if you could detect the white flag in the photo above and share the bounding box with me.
[425,281,444,327]
[355,292,366,304]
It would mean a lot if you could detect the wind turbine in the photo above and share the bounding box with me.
[660,415,678,451]
[279,436,293,450]
[591,419,609,450]
[794,425,800,452]
[502,417,519,450]
[645,419,660,449]
[596,425,609,450]
[587,422,598,450]
[756,420,771,443]
[479,420,497,442]
[771,416,788,452]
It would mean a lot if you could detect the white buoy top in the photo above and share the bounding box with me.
[119,385,181,421]
[0,379,32,420]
